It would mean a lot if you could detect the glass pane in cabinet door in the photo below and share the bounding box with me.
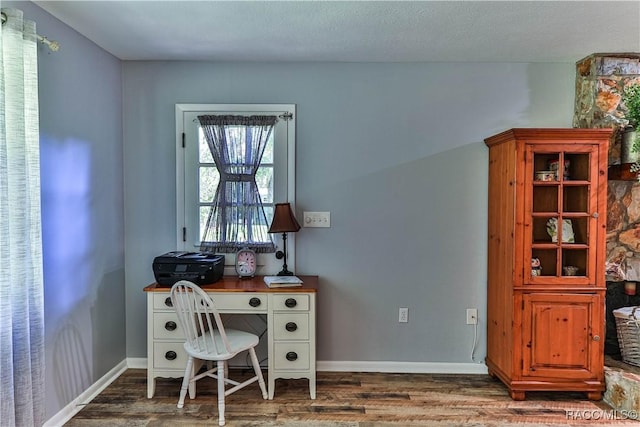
[533,153,560,182]
[533,186,558,213]
[563,186,589,212]
[532,249,557,277]
[533,216,556,243]
[562,249,587,277]
[545,218,576,244]
[564,153,590,181]
[566,217,587,245]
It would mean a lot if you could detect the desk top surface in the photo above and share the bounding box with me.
[144,275,318,293]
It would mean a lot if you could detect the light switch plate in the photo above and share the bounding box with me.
[303,211,330,227]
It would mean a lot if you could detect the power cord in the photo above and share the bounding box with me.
[471,319,478,362]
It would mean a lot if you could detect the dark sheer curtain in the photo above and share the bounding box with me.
[197,115,276,253]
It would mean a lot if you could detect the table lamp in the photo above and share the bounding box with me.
[268,203,301,276]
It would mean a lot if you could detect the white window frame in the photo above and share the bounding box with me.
[176,104,296,276]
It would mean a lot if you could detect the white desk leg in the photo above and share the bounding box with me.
[147,375,155,399]
[309,377,316,399]
[268,377,275,400]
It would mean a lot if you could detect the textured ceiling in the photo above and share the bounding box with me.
[33,1,640,63]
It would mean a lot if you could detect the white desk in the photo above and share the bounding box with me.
[144,276,317,400]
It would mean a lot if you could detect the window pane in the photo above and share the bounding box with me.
[199,131,214,163]
[256,166,273,204]
[199,167,219,203]
[263,206,273,227]
[199,206,210,241]
[262,134,274,163]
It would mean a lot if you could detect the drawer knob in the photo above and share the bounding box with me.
[164,297,173,308]
[593,335,601,342]
[249,297,261,307]
[285,298,297,308]
[285,322,298,332]
[165,321,177,331]
[286,351,298,361]
[165,351,177,361]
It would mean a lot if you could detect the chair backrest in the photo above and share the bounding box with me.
[170,280,231,356]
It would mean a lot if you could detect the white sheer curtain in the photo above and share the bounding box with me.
[0,8,45,427]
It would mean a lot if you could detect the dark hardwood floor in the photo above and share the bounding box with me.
[65,369,639,426]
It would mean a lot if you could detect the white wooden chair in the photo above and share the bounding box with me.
[170,280,268,426]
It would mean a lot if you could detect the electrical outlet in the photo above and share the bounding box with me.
[466,308,478,325]
[399,307,408,323]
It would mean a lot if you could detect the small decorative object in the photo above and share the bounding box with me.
[622,129,639,163]
[546,218,574,243]
[562,265,579,276]
[548,159,570,180]
[235,247,257,278]
[622,84,640,174]
[535,170,556,182]
[625,281,637,296]
[268,202,301,276]
[531,258,542,276]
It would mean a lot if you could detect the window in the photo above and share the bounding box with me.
[176,104,296,275]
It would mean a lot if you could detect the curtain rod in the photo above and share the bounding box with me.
[1,11,60,52]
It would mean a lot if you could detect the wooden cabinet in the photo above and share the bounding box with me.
[484,128,611,400]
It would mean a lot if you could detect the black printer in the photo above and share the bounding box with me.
[153,251,225,286]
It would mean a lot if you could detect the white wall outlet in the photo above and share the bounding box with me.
[466,308,478,325]
[303,211,330,228]
[399,307,408,323]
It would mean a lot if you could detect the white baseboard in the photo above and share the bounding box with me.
[43,357,487,426]
[126,357,148,369]
[43,359,128,427]
[317,360,488,374]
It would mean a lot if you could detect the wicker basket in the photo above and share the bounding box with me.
[613,306,640,367]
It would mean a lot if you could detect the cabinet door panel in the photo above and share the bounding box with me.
[522,293,603,379]
[524,144,600,286]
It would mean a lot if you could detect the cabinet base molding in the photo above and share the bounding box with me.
[486,359,604,401]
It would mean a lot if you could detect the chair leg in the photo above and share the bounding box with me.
[217,360,226,426]
[249,347,268,399]
[177,357,194,409]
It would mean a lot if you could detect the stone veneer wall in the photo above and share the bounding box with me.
[574,53,640,278]
[574,53,640,164]
[608,181,640,280]
[575,54,640,411]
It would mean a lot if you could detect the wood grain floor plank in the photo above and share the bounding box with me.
[64,369,640,426]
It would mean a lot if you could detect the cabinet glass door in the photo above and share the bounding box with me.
[525,144,597,286]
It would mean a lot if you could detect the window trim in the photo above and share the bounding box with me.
[175,104,296,275]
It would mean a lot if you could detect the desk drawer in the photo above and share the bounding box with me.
[274,342,310,370]
[212,293,267,312]
[153,292,175,310]
[274,313,309,340]
[273,294,309,311]
[153,312,184,340]
[154,342,188,370]
[153,292,267,312]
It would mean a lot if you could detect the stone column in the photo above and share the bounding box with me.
[573,53,640,164]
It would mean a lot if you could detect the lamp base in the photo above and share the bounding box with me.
[277,268,294,276]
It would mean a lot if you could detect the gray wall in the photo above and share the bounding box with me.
[9,1,578,420]
[6,1,125,419]
[122,61,576,363]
